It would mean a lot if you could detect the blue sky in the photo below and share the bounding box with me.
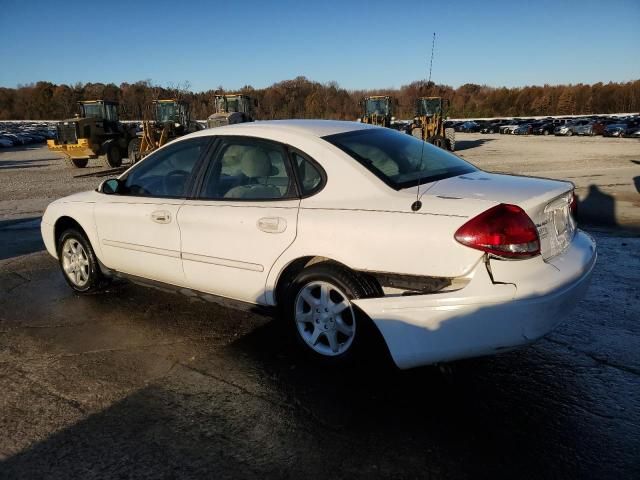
[1,0,638,91]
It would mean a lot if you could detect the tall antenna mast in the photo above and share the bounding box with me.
[428,32,436,86]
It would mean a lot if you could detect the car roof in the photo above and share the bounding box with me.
[190,119,376,139]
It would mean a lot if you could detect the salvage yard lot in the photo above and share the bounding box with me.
[1,134,639,478]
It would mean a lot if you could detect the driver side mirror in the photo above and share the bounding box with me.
[99,178,122,195]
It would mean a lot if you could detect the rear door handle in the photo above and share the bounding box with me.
[151,210,172,224]
[257,217,286,233]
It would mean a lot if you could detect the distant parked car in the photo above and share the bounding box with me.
[623,126,640,138]
[480,120,509,134]
[531,122,555,135]
[603,123,635,137]
[457,121,481,133]
[571,120,607,136]
[554,119,590,136]
[0,136,13,147]
[512,124,532,135]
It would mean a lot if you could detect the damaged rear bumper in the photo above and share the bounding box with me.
[352,231,597,369]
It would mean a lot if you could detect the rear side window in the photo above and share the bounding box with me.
[200,140,296,200]
[292,152,323,195]
[325,128,476,190]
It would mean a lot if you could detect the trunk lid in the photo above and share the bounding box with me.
[421,171,575,259]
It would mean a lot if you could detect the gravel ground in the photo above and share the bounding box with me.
[455,133,640,230]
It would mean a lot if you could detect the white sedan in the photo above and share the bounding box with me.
[41,120,596,369]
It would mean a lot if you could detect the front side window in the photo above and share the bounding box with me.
[324,128,476,190]
[200,140,295,200]
[121,138,208,197]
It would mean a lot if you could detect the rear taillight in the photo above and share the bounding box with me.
[569,191,578,221]
[454,204,540,259]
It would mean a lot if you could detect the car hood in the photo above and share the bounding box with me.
[54,190,102,204]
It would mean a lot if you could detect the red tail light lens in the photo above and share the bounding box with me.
[454,204,540,259]
[569,191,578,220]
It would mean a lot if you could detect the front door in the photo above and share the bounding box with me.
[94,137,210,286]
[178,137,300,304]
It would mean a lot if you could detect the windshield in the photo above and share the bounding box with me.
[82,103,104,119]
[417,98,442,116]
[364,98,390,116]
[324,128,476,190]
[155,102,178,123]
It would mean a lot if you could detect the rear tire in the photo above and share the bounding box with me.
[284,262,382,365]
[57,229,107,294]
[103,140,122,168]
[445,128,456,151]
[428,135,447,149]
[65,157,88,168]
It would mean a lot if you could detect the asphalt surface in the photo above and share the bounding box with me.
[1,141,639,478]
[1,221,639,479]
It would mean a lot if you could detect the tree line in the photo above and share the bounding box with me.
[0,77,638,121]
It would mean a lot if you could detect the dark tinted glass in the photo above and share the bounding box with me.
[122,138,207,197]
[324,128,476,189]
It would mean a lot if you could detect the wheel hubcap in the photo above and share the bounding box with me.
[294,281,356,356]
[61,238,90,287]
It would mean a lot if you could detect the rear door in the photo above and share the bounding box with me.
[94,137,211,286]
[178,137,301,304]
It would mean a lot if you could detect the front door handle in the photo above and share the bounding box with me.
[257,217,286,233]
[151,210,172,224]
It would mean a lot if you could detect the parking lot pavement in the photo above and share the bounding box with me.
[0,228,638,479]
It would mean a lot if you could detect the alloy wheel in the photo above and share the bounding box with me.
[294,281,356,356]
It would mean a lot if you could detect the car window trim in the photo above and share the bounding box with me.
[286,147,327,199]
[194,135,299,202]
[114,136,215,200]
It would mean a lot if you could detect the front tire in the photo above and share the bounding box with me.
[284,262,379,364]
[428,135,447,149]
[103,140,123,168]
[57,229,106,293]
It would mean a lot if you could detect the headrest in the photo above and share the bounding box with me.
[241,148,272,177]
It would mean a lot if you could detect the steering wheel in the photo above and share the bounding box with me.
[162,170,188,196]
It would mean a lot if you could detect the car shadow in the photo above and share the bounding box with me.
[454,138,494,151]
[577,184,619,228]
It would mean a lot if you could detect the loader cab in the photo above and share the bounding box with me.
[153,99,190,127]
[416,97,449,117]
[363,96,392,117]
[361,96,394,128]
[214,94,254,115]
[78,100,119,121]
[207,94,256,128]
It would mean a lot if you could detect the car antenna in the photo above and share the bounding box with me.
[411,32,436,213]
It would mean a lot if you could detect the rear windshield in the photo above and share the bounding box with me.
[324,128,476,190]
